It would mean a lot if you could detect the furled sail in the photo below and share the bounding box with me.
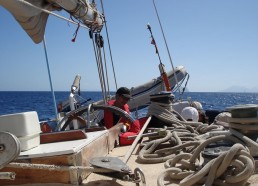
[0,0,104,44]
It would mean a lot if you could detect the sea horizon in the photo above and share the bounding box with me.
[1,90,258,93]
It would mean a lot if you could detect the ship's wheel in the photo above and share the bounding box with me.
[56,104,135,131]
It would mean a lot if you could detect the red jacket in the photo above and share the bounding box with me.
[103,101,150,146]
[104,100,130,129]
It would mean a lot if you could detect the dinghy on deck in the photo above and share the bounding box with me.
[59,65,188,115]
[129,65,187,111]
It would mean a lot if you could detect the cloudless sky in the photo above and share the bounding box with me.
[0,0,258,92]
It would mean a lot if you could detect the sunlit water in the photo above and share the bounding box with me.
[0,91,257,121]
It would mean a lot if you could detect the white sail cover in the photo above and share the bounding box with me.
[1,0,53,43]
[0,0,104,44]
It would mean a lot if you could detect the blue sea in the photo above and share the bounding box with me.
[0,91,258,121]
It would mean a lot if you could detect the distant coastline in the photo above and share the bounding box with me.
[218,86,258,93]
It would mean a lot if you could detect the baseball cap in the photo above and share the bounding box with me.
[116,87,131,99]
[181,107,199,122]
[192,101,203,111]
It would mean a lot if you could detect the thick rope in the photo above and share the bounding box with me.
[138,130,174,163]
[156,135,255,186]
[147,102,206,128]
[181,144,254,186]
[139,102,257,185]
[138,102,222,164]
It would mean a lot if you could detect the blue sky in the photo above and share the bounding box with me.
[0,0,258,92]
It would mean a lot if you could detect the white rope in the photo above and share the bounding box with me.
[147,102,203,127]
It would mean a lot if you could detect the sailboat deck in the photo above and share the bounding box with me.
[85,143,258,186]
[84,144,165,186]
[3,139,258,186]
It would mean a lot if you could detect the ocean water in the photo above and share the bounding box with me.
[0,91,258,121]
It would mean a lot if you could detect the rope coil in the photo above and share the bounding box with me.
[138,101,257,185]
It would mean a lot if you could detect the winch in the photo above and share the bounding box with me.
[0,132,20,180]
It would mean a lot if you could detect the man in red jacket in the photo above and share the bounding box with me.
[104,87,140,132]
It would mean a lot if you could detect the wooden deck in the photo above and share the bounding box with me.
[1,125,258,186]
[0,124,122,185]
[83,143,258,186]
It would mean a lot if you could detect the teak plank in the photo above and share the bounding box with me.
[40,130,87,144]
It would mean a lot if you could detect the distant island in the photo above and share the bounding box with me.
[219,86,258,93]
[185,86,258,93]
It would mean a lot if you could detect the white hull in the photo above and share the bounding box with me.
[129,65,187,111]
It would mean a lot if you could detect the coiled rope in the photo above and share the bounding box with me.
[158,143,254,186]
[147,102,204,128]
[138,101,256,186]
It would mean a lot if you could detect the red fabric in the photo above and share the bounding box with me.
[41,122,52,133]
[127,120,140,133]
[104,100,130,129]
[103,100,149,146]
[119,116,148,146]
[137,117,148,128]
[119,132,138,146]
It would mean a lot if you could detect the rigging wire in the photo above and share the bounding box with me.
[100,0,118,91]
[152,0,181,96]
[43,36,58,120]
[95,34,108,101]
[15,0,110,103]
[90,32,112,104]
[172,73,190,99]
[101,40,111,98]
[90,32,107,103]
